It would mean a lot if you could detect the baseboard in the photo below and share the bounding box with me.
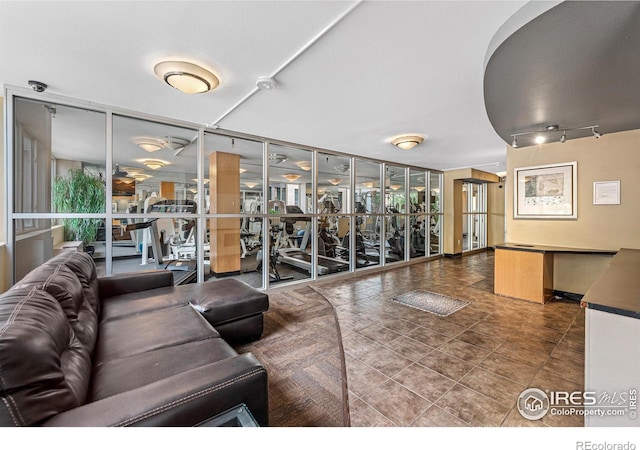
[211,270,242,278]
[552,290,584,302]
[444,253,463,258]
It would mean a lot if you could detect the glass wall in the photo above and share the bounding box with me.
[7,92,444,288]
[462,181,487,252]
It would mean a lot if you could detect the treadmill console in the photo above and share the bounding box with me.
[282,205,308,223]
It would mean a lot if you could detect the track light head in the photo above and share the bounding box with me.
[593,127,602,138]
[512,136,518,148]
[534,134,546,144]
[560,132,566,144]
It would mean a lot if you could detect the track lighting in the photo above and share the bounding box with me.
[510,125,601,147]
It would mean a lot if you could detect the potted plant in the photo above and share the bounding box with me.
[52,168,106,253]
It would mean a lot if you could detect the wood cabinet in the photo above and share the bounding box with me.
[494,247,553,303]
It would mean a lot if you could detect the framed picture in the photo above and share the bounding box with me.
[514,161,577,219]
[593,181,620,205]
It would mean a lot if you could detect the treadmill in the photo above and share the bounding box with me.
[124,200,197,285]
[278,205,350,275]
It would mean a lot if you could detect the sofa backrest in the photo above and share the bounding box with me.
[0,251,99,426]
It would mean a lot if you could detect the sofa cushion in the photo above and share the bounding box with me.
[100,285,190,324]
[93,304,219,364]
[0,287,91,426]
[90,337,237,401]
[191,279,269,326]
[59,252,101,315]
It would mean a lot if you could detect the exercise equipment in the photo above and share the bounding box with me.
[124,199,198,285]
[277,205,349,275]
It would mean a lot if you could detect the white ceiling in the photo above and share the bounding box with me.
[0,0,541,173]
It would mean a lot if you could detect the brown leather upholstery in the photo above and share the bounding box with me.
[0,253,269,427]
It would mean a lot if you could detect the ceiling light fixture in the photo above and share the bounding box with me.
[362,181,374,188]
[282,173,301,182]
[295,161,311,171]
[335,164,350,173]
[138,140,163,152]
[144,160,165,170]
[154,61,219,94]
[239,168,247,174]
[413,186,426,192]
[244,182,258,188]
[162,136,190,151]
[511,124,602,147]
[391,135,425,150]
[328,178,342,186]
[390,184,402,191]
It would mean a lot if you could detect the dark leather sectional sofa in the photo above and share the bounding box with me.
[0,251,269,426]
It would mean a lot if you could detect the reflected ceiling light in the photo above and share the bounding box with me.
[191,178,209,185]
[269,153,288,164]
[154,61,219,94]
[362,181,374,188]
[511,124,601,147]
[239,168,247,174]
[328,178,342,186]
[136,139,163,152]
[244,182,258,188]
[391,135,425,150]
[132,174,152,182]
[413,186,426,192]
[282,173,301,182]
[295,161,311,171]
[143,160,165,170]
[390,184,402,191]
[335,164,350,173]
[189,188,197,194]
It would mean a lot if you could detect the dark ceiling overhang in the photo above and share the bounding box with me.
[484,1,640,148]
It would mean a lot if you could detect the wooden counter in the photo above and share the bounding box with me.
[494,243,616,304]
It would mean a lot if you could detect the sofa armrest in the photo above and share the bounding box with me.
[42,353,268,427]
[98,270,174,298]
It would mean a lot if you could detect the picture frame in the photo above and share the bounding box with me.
[593,180,620,205]
[514,161,577,219]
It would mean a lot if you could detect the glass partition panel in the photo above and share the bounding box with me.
[317,153,350,214]
[386,165,406,213]
[384,214,406,263]
[15,98,107,216]
[268,144,311,212]
[355,160,381,214]
[13,218,53,281]
[429,171,442,213]
[354,214,381,269]
[113,115,198,214]
[317,215,351,277]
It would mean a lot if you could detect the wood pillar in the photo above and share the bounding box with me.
[159,181,175,200]
[209,152,240,275]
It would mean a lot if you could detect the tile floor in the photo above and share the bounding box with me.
[313,251,586,427]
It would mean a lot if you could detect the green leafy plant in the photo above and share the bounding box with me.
[52,169,105,246]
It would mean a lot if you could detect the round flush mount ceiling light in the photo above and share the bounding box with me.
[328,178,342,186]
[282,173,301,182]
[154,61,219,94]
[144,160,166,170]
[392,135,425,150]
